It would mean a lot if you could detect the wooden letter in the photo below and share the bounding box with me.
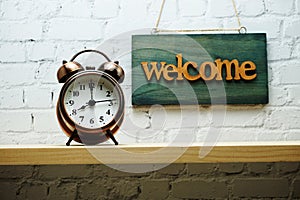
[141,62,166,81]
[215,59,240,80]
[200,62,218,81]
[183,61,201,81]
[240,61,257,80]
[176,54,184,80]
[163,64,177,81]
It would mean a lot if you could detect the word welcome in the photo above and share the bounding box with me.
[141,54,257,81]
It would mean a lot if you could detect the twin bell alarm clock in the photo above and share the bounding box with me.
[56,49,125,146]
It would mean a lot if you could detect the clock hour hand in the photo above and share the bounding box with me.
[77,104,88,111]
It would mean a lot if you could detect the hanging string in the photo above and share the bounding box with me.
[153,0,247,34]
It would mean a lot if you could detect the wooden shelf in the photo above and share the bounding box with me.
[1,142,300,165]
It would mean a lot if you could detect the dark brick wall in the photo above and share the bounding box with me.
[0,162,299,200]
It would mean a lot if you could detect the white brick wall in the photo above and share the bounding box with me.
[0,0,299,144]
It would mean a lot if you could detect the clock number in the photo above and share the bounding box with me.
[106,109,111,115]
[99,116,104,123]
[90,118,94,124]
[89,82,95,89]
[106,91,111,97]
[108,100,113,106]
[79,116,84,122]
[99,85,103,91]
[73,91,79,97]
[80,85,85,90]
[72,109,77,115]
[66,100,75,106]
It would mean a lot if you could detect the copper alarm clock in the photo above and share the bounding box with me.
[56,49,125,146]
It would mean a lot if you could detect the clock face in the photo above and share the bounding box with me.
[62,72,122,130]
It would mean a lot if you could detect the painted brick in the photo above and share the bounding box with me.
[209,0,235,17]
[289,85,300,106]
[275,162,299,174]
[28,42,57,61]
[285,20,300,37]
[0,163,299,199]
[93,164,149,177]
[140,180,169,200]
[78,180,109,200]
[188,163,216,174]
[294,179,300,197]
[0,0,34,20]
[279,62,300,84]
[0,43,26,62]
[216,127,259,142]
[0,88,25,109]
[38,165,92,180]
[123,109,150,130]
[293,41,300,58]
[19,183,48,200]
[0,0,60,20]
[32,110,61,132]
[266,0,294,15]
[248,163,271,174]
[46,19,104,40]
[219,163,244,174]
[222,108,265,127]
[0,181,19,200]
[158,164,185,175]
[242,17,281,39]
[233,178,289,197]
[268,40,293,61]
[0,111,32,132]
[149,0,177,21]
[172,179,228,199]
[25,87,52,108]
[30,1,60,19]
[59,0,91,18]
[0,165,33,178]
[112,180,139,199]
[265,108,300,129]
[0,21,43,41]
[0,63,37,86]
[93,0,119,19]
[48,182,77,200]
[269,86,288,106]
[36,61,60,84]
[178,0,206,17]
[286,131,300,141]
[150,107,210,129]
[238,0,265,16]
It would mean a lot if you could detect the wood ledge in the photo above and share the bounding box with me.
[1,142,300,165]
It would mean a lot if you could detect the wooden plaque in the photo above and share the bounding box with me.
[132,34,268,105]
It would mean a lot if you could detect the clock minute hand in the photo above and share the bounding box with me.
[94,99,116,104]
[89,81,94,100]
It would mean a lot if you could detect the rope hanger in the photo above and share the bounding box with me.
[153,0,247,34]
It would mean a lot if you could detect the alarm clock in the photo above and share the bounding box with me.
[56,49,125,146]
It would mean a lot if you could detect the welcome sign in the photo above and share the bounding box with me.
[132,34,268,105]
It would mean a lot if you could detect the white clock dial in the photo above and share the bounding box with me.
[63,73,121,129]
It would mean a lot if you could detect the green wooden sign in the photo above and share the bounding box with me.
[132,34,268,105]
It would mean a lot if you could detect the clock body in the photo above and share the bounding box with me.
[56,70,124,145]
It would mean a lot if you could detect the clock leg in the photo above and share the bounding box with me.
[106,129,119,145]
[66,130,78,146]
